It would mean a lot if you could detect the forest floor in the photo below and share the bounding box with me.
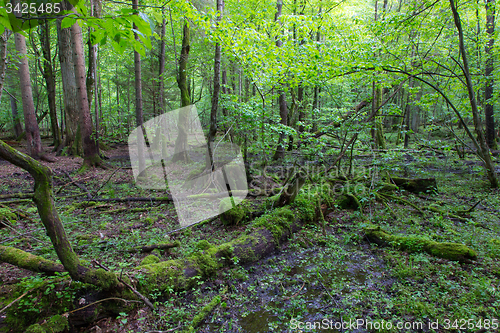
[1,136,500,333]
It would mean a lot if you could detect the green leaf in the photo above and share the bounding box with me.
[61,17,76,29]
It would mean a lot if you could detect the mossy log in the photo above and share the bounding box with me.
[0,245,65,274]
[390,176,437,193]
[364,226,477,262]
[135,193,320,295]
[0,140,120,290]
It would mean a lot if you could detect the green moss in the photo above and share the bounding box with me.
[335,193,361,210]
[365,226,477,261]
[44,314,69,332]
[135,259,188,294]
[253,207,295,243]
[192,295,221,327]
[190,251,219,277]
[140,255,160,266]
[92,268,119,290]
[291,193,318,223]
[195,240,212,251]
[216,243,234,259]
[25,324,45,333]
[219,197,248,226]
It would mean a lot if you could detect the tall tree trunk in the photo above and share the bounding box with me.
[273,0,288,160]
[172,20,192,163]
[40,20,61,150]
[57,20,81,156]
[207,0,224,170]
[449,0,499,188]
[158,16,166,115]
[86,0,100,110]
[312,86,319,132]
[15,32,42,158]
[372,0,386,150]
[153,15,167,150]
[485,0,496,149]
[0,30,11,103]
[132,0,146,174]
[70,19,101,167]
[87,0,101,152]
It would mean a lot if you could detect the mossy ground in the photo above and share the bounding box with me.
[1,139,500,332]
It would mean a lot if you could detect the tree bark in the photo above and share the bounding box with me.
[172,21,192,163]
[449,0,499,188]
[273,0,288,160]
[57,19,81,156]
[70,19,101,167]
[132,0,146,174]
[207,0,224,170]
[15,32,42,158]
[0,30,11,104]
[10,96,23,138]
[40,20,61,150]
[485,0,496,148]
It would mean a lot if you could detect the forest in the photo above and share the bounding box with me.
[0,0,500,331]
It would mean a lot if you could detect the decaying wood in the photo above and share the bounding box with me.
[0,245,66,274]
[0,192,34,200]
[364,226,477,262]
[0,139,119,290]
[63,170,92,199]
[389,176,437,193]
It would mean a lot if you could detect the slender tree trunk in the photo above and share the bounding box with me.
[40,21,61,149]
[312,86,319,132]
[450,0,499,188]
[70,19,101,167]
[207,0,224,169]
[15,32,42,158]
[0,140,118,289]
[172,20,191,163]
[297,86,305,133]
[57,20,81,155]
[10,96,23,138]
[158,16,166,115]
[273,0,288,160]
[0,30,11,103]
[485,0,496,148]
[132,0,146,174]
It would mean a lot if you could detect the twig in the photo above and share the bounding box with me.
[324,133,358,175]
[92,260,155,310]
[56,175,93,194]
[92,167,123,197]
[62,171,92,199]
[65,297,141,314]
[0,288,34,314]
[283,282,306,300]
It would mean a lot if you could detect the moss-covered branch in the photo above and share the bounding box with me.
[0,140,120,290]
[0,245,65,274]
[364,226,477,262]
[135,193,320,295]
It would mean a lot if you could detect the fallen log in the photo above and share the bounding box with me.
[364,226,477,262]
[135,193,321,295]
[129,241,181,253]
[0,192,34,200]
[0,245,65,274]
[389,176,437,193]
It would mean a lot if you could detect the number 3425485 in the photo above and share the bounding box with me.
[5,2,61,15]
